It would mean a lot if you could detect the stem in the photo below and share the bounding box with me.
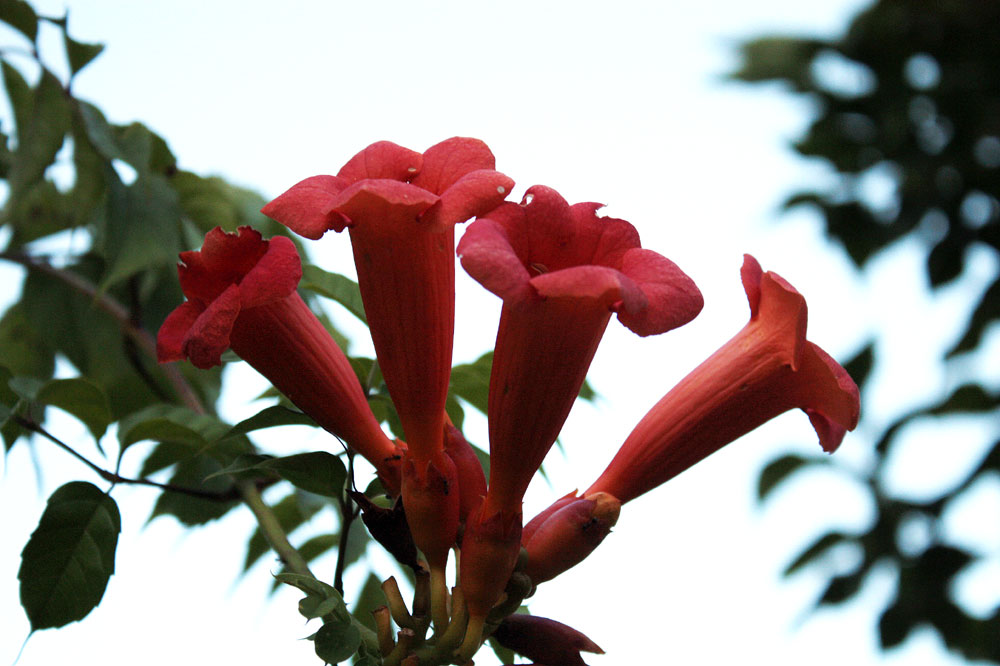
[333,452,358,594]
[237,480,314,577]
[14,415,237,501]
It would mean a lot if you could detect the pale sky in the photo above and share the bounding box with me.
[2,1,996,665]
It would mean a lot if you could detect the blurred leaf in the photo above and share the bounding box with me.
[0,0,38,43]
[927,233,967,287]
[314,620,361,665]
[878,602,913,649]
[0,302,55,379]
[842,342,875,389]
[300,264,367,325]
[351,573,386,630]
[63,32,104,77]
[35,377,111,442]
[113,121,175,176]
[4,69,70,225]
[757,454,823,501]
[946,276,1000,357]
[449,351,492,415]
[489,637,516,665]
[18,482,120,630]
[219,405,317,440]
[1,61,31,145]
[784,531,854,576]
[817,572,863,607]
[75,101,122,161]
[729,36,823,89]
[927,384,998,415]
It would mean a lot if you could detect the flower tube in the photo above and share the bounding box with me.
[586,254,860,505]
[456,185,702,635]
[157,227,400,490]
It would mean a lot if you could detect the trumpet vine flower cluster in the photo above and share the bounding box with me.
[158,137,859,665]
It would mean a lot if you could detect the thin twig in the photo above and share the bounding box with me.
[333,451,359,594]
[13,414,238,501]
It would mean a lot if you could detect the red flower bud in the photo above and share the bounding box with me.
[522,492,620,584]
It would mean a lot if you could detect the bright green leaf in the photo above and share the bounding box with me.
[300,265,368,325]
[18,482,120,630]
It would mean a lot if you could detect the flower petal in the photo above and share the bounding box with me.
[615,248,704,336]
[178,227,267,304]
[458,213,534,302]
[182,283,241,369]
[157,300,202,363]
[237,235,302,309]
[530,264,645,314]
[336,140,422,182]
[410,137,497,193]
[798,341,861,452]
[329,179,439,228]
[261,175,350,239]
[421,168,514,232]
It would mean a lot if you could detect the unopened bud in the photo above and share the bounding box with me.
[523,492,621,584]
[492,614,603,665]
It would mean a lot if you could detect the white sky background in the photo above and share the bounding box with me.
[2,0,998,664]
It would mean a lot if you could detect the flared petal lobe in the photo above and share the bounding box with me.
[156,227,399,486]
[587,254,860,504]
[457,185,703,516]
[262,138,513,466]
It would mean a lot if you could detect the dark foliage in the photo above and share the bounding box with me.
[735,0,1000,660]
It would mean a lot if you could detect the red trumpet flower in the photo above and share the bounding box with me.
[587,254,860,504]
[458,184,703,517]
[157,227,399,488]
[262,138,513,463]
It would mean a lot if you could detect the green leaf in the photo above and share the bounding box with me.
[0,303,55,379]
[219,405,317,440]
[0,0,38,42]
[76,101,122,161]
[1,61,33,152]
[149,455,239,526]
[449,352,492,415]
[274,572,340,600]
[4,69,70,217]
[35,377,112,442]
[18,482,120,630]
[314,620,361,665]
[98,168,182,288]
[300,264,368,325]
[842,342,875,389]
[351,573,387,630]
[757,454,824,502]
[259,452,348,498]
[118,404,210,453]
[63,33,104,77]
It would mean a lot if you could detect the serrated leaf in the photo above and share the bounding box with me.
[757,454,823,501]
[300,264,367,325]
[259,452,348,498]
[18,481,120,630]
[0,0,38,42]
[314,620,361,665]
[219,405,317,440]
[35,377,112,441]
[63,32,104,77]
